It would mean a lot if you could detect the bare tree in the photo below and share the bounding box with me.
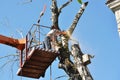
[0,1,92,80]
[50,0,89,80]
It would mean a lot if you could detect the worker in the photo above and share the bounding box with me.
[71,44,93,80]
[44,25,60,50]
[53,30,67,51]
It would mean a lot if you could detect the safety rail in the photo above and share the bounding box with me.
[17,24,59,79]
[20,24,41,67]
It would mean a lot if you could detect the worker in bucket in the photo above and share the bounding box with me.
[44,25,60,50]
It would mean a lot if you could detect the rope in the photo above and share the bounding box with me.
[54,75,68,80]
[20,76,22,80]
[50,65,52,80]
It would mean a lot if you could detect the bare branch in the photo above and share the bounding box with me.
[50,0,72,30]
[10,62,15,80]
[0,57,18,80]
[50,0,60,29]
[54,75,68,80]
[67,2,88,36]
[58,0,72,13]
[51,0,58,13]
[22,0,32,4]
[0,54,19,59]
[16,29,24,38]
[0,59,18,69]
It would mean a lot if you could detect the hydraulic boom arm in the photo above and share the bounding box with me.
[0,34,26,50]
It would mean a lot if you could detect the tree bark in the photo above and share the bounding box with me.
[50,1,89,80]
[57,2,89,80]
[51,0,72,30]
[67,2,88,37]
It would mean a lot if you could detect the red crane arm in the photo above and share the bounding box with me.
[0,34,26,50]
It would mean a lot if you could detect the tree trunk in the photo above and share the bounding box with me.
[50,1,89,80]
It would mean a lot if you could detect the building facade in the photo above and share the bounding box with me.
[106,0,120,35]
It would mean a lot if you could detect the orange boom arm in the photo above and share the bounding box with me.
[0,34,26,50]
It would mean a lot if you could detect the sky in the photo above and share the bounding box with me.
[0,0,120,80]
